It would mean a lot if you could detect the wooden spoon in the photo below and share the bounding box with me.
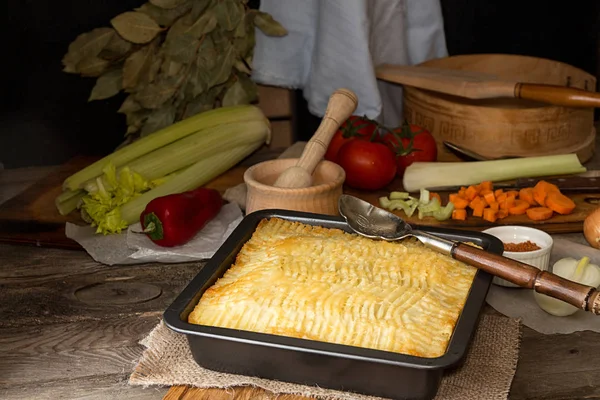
[273,88,358,188]
[376,64,600,108]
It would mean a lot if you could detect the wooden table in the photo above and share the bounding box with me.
[1,151,600,400]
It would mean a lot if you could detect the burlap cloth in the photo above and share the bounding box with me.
[129,314,521,400]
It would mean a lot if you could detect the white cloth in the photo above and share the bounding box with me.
[251,0,448,127]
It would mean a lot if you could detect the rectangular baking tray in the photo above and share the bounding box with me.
[164,209,503,400]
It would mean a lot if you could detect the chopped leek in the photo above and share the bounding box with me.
[433,202,455,221]
[378,190,454,221]
[402,154,586,192]
[389,191,410,200]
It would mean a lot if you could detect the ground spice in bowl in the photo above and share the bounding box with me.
[503,240,541,252]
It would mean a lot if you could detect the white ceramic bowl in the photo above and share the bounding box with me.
[482,226,554,288]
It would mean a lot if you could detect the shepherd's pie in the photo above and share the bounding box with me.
[188,218,477,358]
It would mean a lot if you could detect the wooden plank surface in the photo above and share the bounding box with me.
[0,243,599,400]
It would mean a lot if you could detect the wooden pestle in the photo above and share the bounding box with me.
[273,88,358,188]
[452,243,600,315]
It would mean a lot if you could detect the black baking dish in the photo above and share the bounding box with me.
[164,209,503,400]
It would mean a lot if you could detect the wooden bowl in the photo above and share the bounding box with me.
[403,54,596,162]
[244,158,346,215]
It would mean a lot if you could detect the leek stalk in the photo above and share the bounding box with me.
[63,105,268,191]
[402,154,586,192]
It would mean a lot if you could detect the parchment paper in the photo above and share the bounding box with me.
[66,202,243,266]
[486,237,600,334]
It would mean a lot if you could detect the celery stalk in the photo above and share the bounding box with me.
[55,191,85,215]
[92,142,263,234]
[402,154,586,192]
[83,119,270,192]
[63,105,268,191]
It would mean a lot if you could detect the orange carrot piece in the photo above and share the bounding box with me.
[449,193,460,203]
[496,193,507,204]
[501,195,516,210]
[494,189,504,197]
[508,199,530,215]
[430,192,442,205]
[545,192,576,215]
[452,209,467,220]
[452,197,469,210]
[465,185,479,201]
[480,181,493,192]
[469,196,483,210]
[483,208,498,223]
[532,180,560,207]
[519,187,536,206]
[488,201,499,211]
[506,190,520,198]
[497,209,509,219]
[526,207,554,221]
[482,190,496,205]
[473,204,485,217]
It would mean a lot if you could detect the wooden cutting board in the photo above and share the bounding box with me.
[345,176,600,234]
[2,156,598,250]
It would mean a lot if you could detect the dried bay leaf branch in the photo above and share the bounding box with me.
[214,0,244,31]
[89,69,123,101]
[99,33,134,61]
[254,11,288,36]
[62,28,114,71]
[149,0,188,10]
[141,105,176,136]
[78,56,111,77]
[111,11,165,44]
[185,8,218,38]
[136,1,192,27]
[65,0,287,140]
[122,41,157,89]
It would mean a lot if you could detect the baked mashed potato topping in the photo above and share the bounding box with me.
[188,217,477,358]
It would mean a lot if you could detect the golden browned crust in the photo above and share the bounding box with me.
[188,218,477,358]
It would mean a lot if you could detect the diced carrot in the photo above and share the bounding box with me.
[465,185,479,201]
[506,190,520,198]
[452,209,467,220]
[508,199,530,215]
[488,201,499,211]
[473,203,486,217]
[497,209,509,219]
[494,189,504,197]
[452,196,469,210]
[532,180,560,207]
[545,192,576,215]
[519,187,537,206]
[482,190,496,205]
[480,181,493,192]
[449,193,460,203]
[469,196,483,210]
[483,208,498,223]
[526,207,554,221]
[496,193,507,203]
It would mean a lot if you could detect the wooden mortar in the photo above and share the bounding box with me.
[402,54,596,162]
[244,158,345,215]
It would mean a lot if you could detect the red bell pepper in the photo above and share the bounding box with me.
[140,187,223,247]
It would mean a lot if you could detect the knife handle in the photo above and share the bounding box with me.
[515,83,600,108]
[516,176,600,193]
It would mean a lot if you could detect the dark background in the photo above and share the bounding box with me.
[3,0,599,167]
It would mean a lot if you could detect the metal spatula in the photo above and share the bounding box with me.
[338,194,600,315]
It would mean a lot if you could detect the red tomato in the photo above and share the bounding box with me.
[324,115,379,163]
[336,140,397,190]
[382,123,437,177]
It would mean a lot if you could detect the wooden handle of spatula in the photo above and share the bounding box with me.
[515,83,600,108]
[452,243,600,315]
[295,88,358,173]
